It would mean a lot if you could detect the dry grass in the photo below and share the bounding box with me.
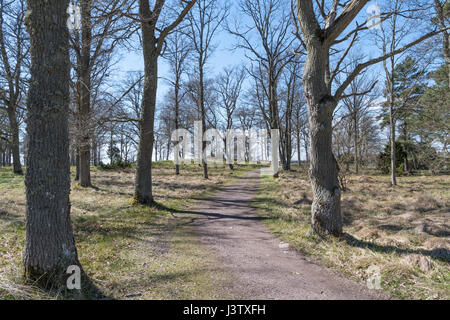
[253,166,449,300]
[0,163,251,300]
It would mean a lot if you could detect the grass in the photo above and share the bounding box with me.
[252,165,450,300]
[0,163,254,300]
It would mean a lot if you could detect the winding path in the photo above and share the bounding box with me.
[188,170,384,300]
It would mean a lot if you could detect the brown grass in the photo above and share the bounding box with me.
[0,163,250,299]
[253,166,450,300]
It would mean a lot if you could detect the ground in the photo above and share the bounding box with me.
[0,163,252,299]
[0,163,448,299]
[253,166,449,300]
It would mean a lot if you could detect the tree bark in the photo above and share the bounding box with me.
[24,0,81,287]
[75,149,80,181]
[296,128,301,167]
[199,58,208,179]
[303,44,342,236]
[433,0,450,89]
[389,103,397,186]
[133,24,157,204]
[6,106,22,174]
[78,0,92,187]
[175,85,180,175]
[353,112,359,174]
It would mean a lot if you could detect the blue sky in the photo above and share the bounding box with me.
[110,0,441,162]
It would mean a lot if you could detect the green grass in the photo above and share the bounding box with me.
[0,163,254,300]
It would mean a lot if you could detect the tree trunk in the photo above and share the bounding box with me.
[24,0,81,287]
[303,45,342,236]
[133,22,157,205]
[199,60,208,179]
[7,107,22,174]
[92,136,98,166]
[78,0,92,187]
[389,103,397,186]
[353,114,359,174]
[402,122,409,173]
[174,81,180,175]
[296,128,301,167]
[75,149,80,181]
[304,133,309,163]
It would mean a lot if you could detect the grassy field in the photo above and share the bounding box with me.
[0,163,253,300]
[252,166,450,300]
[1,162,448,300]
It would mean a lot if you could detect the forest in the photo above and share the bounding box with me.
[0,0,448,301]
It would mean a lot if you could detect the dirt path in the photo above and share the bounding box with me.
[186,170,384,300]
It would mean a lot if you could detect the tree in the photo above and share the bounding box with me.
[215,66,246,169]
[340,61,378,174]
[380,56,427,173]
[278,59,302,171]
[295,0,440,236]
[23,0,81,287]
[433,0,450,88]
[412,63,450,166]
[187,0,227,179]
[292,93,307,166]
[70,0,133,187]
[133,0,196,205]
[163,28,192,174]
[228,0,297,176]
[0,0,27,174]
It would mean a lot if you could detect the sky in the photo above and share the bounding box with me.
[107,1,381,163]
[105,0,441,162]
[113,0,392,105]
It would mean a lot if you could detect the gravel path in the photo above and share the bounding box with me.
[188,170,384,300]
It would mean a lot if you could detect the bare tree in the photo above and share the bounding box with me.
[228,0,297,176]
[133,0,196,204]
[163,28,192,174]
[295,0,441,236]
[23,0,81,288]
[0,0,28,174]
[215,65,246,169]
[434,0,450,88]
[292,85,307,167]
[340,60,378,174]
[70,0,134,187]
[186,0,227,179]
[279,59,303,170]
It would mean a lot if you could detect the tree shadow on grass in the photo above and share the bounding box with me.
[152,201,270,223]
[0,208,24,227]
[342,233,450,263]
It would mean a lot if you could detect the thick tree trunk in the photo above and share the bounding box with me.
[24,0,81,287]
[134,23,157,205]
[7,107,22,174]
[303,45,342,236]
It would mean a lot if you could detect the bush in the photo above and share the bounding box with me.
[376,141,406,174]
[98,160,133,170]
